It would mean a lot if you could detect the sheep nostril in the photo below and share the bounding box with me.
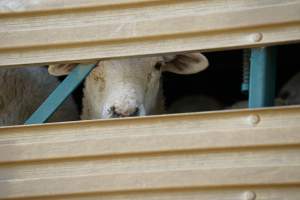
[129,107,139,117]
[110,106,139,118]
[110,106,116,113]
[110,106,121,118]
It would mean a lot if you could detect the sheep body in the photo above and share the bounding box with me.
[0,66,79,126]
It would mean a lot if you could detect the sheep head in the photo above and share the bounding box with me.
[48,52,209,119]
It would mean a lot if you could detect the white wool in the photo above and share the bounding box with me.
[0,66,79,126]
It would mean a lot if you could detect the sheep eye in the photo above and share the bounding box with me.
[154,62,162,70]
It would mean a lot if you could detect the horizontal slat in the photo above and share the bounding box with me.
[1,148,299,181]
[0,126,300,164]
[0,106,300,199]
[0,0,160,14]
[2,3,299,49]
[0,166,299,199]
[0,0,299,66]
[0,106,300,163]
[16,187,300,200]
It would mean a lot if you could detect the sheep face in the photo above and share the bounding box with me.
[49,52,209,119]
[85,57,163,119]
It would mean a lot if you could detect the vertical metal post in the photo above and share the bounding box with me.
[25,64,96,125]
[248,47,277,108]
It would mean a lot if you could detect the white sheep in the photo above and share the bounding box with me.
[167,95,223,114]
[49,52,209,119]
[0,66,79,126]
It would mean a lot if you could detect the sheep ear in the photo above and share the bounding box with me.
[48,64,78,76]
[162,53,209,74]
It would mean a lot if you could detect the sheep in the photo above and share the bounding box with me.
[0,66,79,126]
[278,72,300,105]
[167,95,223,114]
[229,71,300,109]
[48,52,209,119]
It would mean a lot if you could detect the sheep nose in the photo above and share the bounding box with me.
[110,106,139,118]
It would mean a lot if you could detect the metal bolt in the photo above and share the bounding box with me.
[243,191,256,200]
[247,114,260,125]
[251,33,263,42]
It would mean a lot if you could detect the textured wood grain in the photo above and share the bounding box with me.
[0,106,300,199]
[0,0,299,66]
[0,0,161,14]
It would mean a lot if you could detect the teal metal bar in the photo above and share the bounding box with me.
[25,63,96,125]
[248,47,277,108]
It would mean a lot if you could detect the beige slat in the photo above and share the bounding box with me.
[0,147,298,180]
[0,126,299,164]
[2,3,299,49]
[0,0,161,14]
[0,106,300,163]
[0,0,299,66]
[23,187,300,200]
[0,166,299,199]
